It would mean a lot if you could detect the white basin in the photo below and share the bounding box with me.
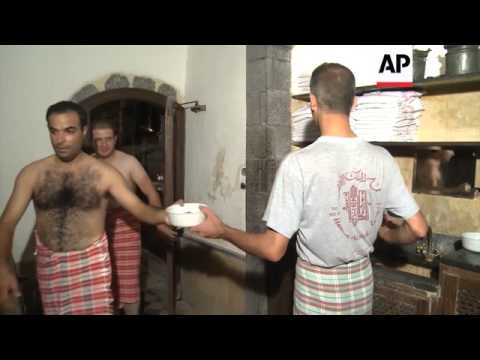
[166,203,206,228]
[462,232,480,253]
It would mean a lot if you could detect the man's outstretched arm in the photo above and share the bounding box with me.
[129,157,177,239]
[105,165,169,226]
[191,207,289,262]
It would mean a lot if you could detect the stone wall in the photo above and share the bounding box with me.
[71,73,177,103]
[245,45,293,314]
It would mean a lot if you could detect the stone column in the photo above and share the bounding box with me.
[245,45,293,314]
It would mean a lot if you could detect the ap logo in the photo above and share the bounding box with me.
[376,45,413,88]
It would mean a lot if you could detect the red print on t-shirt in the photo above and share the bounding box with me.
[344,185,368,225]
[329,170,383,240]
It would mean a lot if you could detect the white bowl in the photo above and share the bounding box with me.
[166,203,206,228]
[462,232,480,253]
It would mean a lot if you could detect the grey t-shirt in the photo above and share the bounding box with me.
[263,136,419,268]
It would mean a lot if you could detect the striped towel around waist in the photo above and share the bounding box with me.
[294,256,373,315]
[106,207,141,304]
[35,233,113,315]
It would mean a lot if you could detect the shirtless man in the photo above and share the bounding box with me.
[91,118,176,315]
[0,101,171,315]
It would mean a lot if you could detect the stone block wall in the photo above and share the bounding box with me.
[245,45,293,314]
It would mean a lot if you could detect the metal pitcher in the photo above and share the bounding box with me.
[444,45,479,76]
[413,48,431,82]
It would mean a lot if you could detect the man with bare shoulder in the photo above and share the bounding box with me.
[0,101,171,315]
[91,118,177,315]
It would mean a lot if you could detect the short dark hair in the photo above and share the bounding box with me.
[309,63,356,115]
[46,101,87,128]
[91,117,119,136]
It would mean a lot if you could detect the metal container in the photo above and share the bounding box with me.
[444,45,479,76]
[413,49,430,82]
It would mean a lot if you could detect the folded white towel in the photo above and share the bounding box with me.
[291,91,423,143]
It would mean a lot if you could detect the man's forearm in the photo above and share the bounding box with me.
[0,224,14,265]
[146,192,162,208]
[130,203,168,226]
[137,177,163,208]
[222,226,276,261]
[378,223,419,245]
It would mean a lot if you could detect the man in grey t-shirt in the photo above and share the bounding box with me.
[192,63,428,315]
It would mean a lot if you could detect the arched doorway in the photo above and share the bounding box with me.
[79,88,184,207]
[79,88,185,314]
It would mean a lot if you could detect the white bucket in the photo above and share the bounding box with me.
[461,232,480,253]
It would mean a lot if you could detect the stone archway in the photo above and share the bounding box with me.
[71,73,177,103]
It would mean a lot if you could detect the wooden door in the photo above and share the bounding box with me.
[373,267,438,315]
[162,95,175,207]
[373,282,432,315]
[80,89,184,314]
[162,95,185,314]
[440,263,480,314]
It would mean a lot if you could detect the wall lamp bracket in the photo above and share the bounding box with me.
[179,101,207,113]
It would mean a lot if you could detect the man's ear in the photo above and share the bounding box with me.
[83,126,88,137]
[350,96,357,112]
[309,94,318,113]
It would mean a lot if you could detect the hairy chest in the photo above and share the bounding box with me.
[33,168,103,211]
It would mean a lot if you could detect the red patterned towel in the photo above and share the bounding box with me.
[106,207,141,305]
[35,233,113,315]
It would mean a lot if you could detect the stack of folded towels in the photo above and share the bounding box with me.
[291,105,319,143]
[349,91,424,142]
[292,73,311,95]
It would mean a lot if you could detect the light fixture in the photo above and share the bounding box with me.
[179,100,207,113]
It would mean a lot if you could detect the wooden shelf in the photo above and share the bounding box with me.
[417,73,480,95]
[372,141,480,148]
[292,74,480,150]
[292,73,480,102]
[372,142,480,157]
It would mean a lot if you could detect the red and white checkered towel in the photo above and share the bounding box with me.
[106,207,141,305]
[35,233,113,315]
